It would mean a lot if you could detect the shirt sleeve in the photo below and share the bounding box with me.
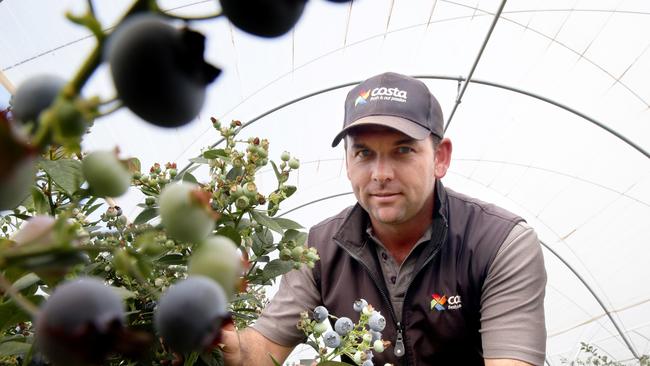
[480,222,547,366]
[251,261,322,347]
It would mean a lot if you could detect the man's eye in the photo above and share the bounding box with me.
[355,149,371,157]
[397,146,413,154]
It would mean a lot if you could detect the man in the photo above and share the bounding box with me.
[221,72,547,365]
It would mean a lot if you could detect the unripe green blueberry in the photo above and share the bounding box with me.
[168,169,177,178]
[82,151,131,197]
[188,235,243,298]
[154,276,228,353]
[280,151,290,161]
[48,98,87,145]
[288,157,299,169]
[235,195,250,210]
[362,332,373,343]
[280,248,292,261]
[373,339,385,353]
[291,246,304,261]
[353,351,364,364]
[305,249,319,262]
[159,183,214,243]
[145,196,156,206]
[313,321,328,335]
[244,182,257,199]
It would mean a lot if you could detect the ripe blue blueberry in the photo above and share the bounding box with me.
[154,276,228,353]
[353,298,368,312]
[12,75,65,124]
[313,305,329,322]
[334,317,354,336]
[368,312,386,332]
[35,277,125,366]
[362,360,374,366]
[322,330,341,348]
[370,330,382,343]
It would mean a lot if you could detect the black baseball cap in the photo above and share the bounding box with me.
[331,72,444,147]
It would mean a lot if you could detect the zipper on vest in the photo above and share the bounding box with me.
[334,241,408,362]
[394,322,405,358]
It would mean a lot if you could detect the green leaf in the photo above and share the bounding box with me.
[273,217,303,230]
[134,207,158,225]
[226,167,244,181]
[184,351,199,366]
[84,202,104,216]
[12,273,41,293]
[251,229,274,257]
[0,295,44,332]
[262,259,293,280]
[203,149,228,159]
[156,253,186,266]
[39,159,83,196]
[0,341,31,357]
[123,157,141,174]
[216,226,241,246]
[189,157,209,165]
[283,229,308,246]
[283,185,297,198]
[182,172,198,184]
[250,210,283,234]
[31,187,49,214]
[270,161,281,181]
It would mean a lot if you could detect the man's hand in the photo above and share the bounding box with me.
[219,323,242,366]
[218,324,294,366]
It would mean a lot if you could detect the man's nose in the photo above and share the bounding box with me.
[371,157,394,182]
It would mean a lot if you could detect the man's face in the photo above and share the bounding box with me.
[345,126,437,228]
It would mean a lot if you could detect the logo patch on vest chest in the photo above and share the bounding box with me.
[431,292,462,311]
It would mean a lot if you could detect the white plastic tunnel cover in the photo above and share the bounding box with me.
[1,0,650,364]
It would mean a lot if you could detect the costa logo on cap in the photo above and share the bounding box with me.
[354,90,370,106]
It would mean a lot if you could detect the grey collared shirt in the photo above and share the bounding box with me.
[367,225,432,323]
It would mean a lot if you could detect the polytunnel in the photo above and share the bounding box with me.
[1,0,650,365]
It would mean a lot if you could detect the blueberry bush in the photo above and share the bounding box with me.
[0,0,349,364]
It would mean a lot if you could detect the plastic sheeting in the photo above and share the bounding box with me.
[2,0,650,364]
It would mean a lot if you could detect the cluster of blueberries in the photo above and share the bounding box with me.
[311,299,389,366]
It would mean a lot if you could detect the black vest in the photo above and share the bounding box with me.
[311,181,523,365]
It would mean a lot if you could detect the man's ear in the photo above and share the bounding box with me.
[434,138,452,179]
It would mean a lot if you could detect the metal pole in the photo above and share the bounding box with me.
[177,74,649,180]
[444,0,508,133]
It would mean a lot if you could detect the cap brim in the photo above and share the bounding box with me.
[331,116,431,147]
